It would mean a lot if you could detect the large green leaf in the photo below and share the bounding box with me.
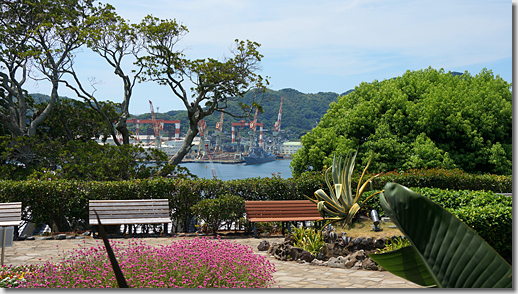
[369,246,436,287]
[370,183,512,288]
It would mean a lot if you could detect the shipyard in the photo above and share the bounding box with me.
[97,98,303,167]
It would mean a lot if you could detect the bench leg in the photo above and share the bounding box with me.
[253,223,258,238]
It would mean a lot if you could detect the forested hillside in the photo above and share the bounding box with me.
[130,88,342,139]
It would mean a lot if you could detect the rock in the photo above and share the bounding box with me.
[257,240,270,251]
[328,256,346,268]
[316,253,324,260]
[290,247,304,260]
[26,236,35,240]
[82,231,91,236]
[75,236,85,239]
[374,238,386,249]
[66,236,75,239]
[267,240,293,261]
[362,257,379,270]
[311,259,327,266]
[56,234,66,240]
[297,250,315,262]
[350,249,365,260]
[45,236,54,240]
[16,235,26,241]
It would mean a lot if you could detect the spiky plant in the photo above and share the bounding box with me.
[305,150,382,229]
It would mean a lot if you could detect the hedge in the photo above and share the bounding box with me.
[0,170,511,263]
[362,187,512,264]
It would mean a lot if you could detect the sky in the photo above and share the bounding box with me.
[24,0,513,115]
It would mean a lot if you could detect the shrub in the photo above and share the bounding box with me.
[191,194,245,233]
[17,237,276,288]
[291,226,325,256]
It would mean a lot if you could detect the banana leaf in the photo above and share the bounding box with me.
[369,246,436,287]
[369,183,512,288]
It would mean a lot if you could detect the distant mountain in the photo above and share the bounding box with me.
[131,88,341,139]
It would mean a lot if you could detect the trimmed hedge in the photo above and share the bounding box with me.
[0,169,511,263]
[368,168,511,192]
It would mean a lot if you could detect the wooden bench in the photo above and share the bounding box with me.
[89,199,170,237]
[245,200,323,238]
[0,202,22,265]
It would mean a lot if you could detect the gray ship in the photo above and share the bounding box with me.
[244,147,276,165]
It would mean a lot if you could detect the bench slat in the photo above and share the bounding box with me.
[245,200,321,223]
[88,199,170,226]
[89,218,171,226]
[0,221,22,226]
[0,202,21,227]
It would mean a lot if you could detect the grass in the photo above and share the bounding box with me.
[335,218,404,239]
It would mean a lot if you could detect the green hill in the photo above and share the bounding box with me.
[131,88,341,140]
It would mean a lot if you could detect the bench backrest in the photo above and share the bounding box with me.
[0,202,22,227]
[245,200,321,222]
[89,199,170,225]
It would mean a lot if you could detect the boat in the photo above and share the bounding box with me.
[244,147,276,165]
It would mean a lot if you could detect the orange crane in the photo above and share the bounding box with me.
[149,100,163,147]
[196,119,207,158]
[214,110,225,153]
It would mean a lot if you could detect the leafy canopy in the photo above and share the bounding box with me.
[291,67,512,176]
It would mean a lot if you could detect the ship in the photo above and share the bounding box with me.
[244,147,276,165]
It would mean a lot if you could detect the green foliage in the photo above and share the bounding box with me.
[376,236,410,254]
[291,67,512,176]
[190,194,245,233]
[305,151,381,229]
[35,96,119,143]
[370,168,512,192]
[291,226,325,256]
[370,183,512,288]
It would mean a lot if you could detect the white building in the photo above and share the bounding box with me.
[281,141,302,155]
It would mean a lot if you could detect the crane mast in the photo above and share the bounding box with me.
[149,100,162,148]
[273,97,283,155]
[248,108,258,153]
[214,110,224,153]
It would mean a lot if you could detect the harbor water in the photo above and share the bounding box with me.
[179,159,293,181]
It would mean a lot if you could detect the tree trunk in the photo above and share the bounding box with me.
[168,116,199,166]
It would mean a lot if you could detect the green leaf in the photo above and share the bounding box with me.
[369,246,436,287]
[372,183,512,288]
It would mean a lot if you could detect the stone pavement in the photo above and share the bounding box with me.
[1,235,423,289]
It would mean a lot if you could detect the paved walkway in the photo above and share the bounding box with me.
[1,235,422,288]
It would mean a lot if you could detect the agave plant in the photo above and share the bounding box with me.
[305,150,382,229]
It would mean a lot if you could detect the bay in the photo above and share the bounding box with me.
[179,159,293,181]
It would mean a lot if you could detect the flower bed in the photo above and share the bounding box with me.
[14,237,276,288]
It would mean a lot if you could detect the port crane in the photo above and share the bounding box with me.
[149,100,163,148]
[196,119,207,159]
[205,143,217,179]
[248,108,258,153]
[213,110,224,154]
[272,97,283,154]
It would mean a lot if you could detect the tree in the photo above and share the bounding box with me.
[0,0,41,137]
[0,0,112,168]
[291,67,512,176]
[62,8,144,145]
[136,15,269,166]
